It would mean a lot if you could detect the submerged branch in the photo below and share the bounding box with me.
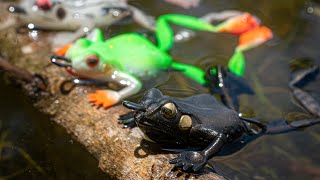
[0,57,33,83]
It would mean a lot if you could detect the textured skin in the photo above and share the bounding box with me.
[133,88,247,147]
[96,34,172,77]
[122,80,320,172]
[66,33,172,77]
[122,88,249,172]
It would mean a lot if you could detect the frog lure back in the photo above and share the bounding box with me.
[51,11,272,108]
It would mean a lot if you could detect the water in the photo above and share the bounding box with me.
[136,1,320,179]
[1,0,320,179]
[0,82,110,179]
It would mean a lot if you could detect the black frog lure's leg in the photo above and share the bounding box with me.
[169,133,227,172]
[242,65,320,135]
[118,111,136,128]
[241,114,320,135]
[290,65,320,117]
[266,65,320,134]
[264,118,320,135]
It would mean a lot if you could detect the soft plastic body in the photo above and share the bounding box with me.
[121,65,320,172]
[5,0,155,45]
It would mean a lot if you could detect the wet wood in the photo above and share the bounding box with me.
[0,9,223,180]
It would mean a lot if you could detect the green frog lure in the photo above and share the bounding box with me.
[51,11,272,108]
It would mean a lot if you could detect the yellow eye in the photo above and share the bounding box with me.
[161,103,177,119]
[179,115,192,130]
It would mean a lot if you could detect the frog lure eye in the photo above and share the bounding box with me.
[121,65,320,172]
[51,11,272,109]
[85,55,100,68]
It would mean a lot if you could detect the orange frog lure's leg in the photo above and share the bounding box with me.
[215,13,260,35]
[237,26,273,51]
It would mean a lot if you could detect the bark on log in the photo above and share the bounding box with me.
[0,8,224,180]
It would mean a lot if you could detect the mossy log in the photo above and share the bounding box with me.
[0,9,223,180]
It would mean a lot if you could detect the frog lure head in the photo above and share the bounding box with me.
[51,12,273,109]
[51,29,110,80]
[5,0,133,31]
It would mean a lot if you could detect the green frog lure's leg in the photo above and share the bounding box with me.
[155,14,216,85]
[155,13,273,85]
[155,14,216,51]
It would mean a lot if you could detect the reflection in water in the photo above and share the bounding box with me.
[0,0,320,179]
[0,125,45,178]
[0,82,110,179]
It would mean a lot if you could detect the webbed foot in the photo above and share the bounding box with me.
[87,90,120,108]
[118,112,136,128]
[169,151,207,172]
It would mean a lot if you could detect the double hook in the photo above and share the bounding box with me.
[60,78,109,94]
[51,55,72,67]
